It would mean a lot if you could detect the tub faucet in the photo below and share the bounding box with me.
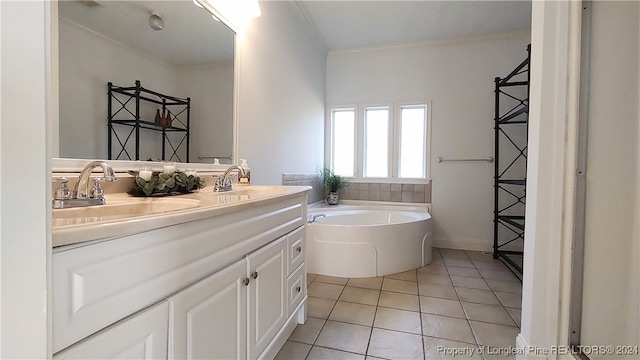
[307,214,327,223]
[214,165,247,192]
[52,161,117,209]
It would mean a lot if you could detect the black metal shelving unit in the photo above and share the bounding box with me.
[493,45,530,280]
[108,80,191,162]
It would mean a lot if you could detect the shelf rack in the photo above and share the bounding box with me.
[108,80,191,162]
[493,45,531,280]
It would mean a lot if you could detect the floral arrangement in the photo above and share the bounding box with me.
[127,168,206,197]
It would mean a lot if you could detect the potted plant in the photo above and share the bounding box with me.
[321,168,348,205]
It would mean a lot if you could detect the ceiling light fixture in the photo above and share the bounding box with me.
[148,11,164,31]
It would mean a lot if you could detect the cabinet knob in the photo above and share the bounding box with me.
[251,271,258,279]
[242,278,250,286]
[296,246,302,253]
[296,286,301,293]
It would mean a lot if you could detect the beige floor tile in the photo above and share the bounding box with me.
[288,317,326,344]
[430,256,445,265]
[439,249,468,260]
[307,297,337,319]
[329,301,377,327]
[485,279,523,294]
[450,276,490,290]
[421,313,476,344]
[443,258,475,268]
[367,328,424,360]
[315,275,349,285]
[378,291,420,312]
[307,346,365,360]
[339,286,380,306]
[347,277,384,290]
[463,251,493,262]
[373,307,422,334]
[469,321,519,348]
[417,263,449,275]
[274,341,312,360]
[455,287,501,306]
[308,282,345,300]
[471,259,510,271]
[308,273,318,285]
[461,302,516,326]
[385,269,418,282]
[420,296,466,318]
[382,278,419,295]
[478,268,519,282]
[315,321,371,355]
[446,266,481,278]
[494,291,522,309]
[423,336,483,360]
[418,272,453,286]
[505,307,521,328]
[418,283,459,300]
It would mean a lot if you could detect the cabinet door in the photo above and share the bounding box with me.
[247,236,287,359]
[170,259,247,360]
[54,301,169,360]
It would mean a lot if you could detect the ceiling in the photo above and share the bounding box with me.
[295,0,532,51]
[58,0,235,66]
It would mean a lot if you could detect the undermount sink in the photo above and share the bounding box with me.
[210,186,289,197]
[52,197,201,225]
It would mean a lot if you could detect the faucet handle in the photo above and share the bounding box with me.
[53,177,71,200]
[90,178,105,199]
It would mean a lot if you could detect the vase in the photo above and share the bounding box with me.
[327,191,339,205]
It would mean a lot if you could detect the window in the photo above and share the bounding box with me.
[364,107,389,178]
[328,102,430,181]
[330,108,356,177]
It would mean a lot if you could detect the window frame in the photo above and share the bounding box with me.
[327,100,432,184]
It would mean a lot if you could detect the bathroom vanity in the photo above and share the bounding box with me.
[51,184,310,360]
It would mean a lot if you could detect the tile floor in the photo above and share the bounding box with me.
[275,248,522,360]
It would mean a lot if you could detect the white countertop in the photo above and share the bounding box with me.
[52,185,311,248]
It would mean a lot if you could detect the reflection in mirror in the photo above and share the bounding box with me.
[58,0,235,163]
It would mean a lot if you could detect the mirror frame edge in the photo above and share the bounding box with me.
[50,0,240,172]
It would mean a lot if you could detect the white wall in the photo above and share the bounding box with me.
[237,1,327,185]
[58,19,174,160]
[0,1,50,357]
[581,0,639,349]
[177,63,234,163]
[59,18,233,163]
[326,33,530,250]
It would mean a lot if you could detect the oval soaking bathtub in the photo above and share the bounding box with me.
[306,204,432,278]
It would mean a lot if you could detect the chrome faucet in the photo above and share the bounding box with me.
[214,165,246,192]
[53,161,117,209]
[307,214,327,223]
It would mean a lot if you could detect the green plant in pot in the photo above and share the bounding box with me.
[321,168,348,205]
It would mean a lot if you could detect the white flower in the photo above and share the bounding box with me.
[138,170,153,181]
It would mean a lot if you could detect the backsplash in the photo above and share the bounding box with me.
[282,173,324,204]
[282,173,431,204]
[338,182,432,203]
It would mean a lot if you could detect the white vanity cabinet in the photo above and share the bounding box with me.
[52,192,308,360]
[170,258,248,359]
[53,301,170,360]
[170,235,288,360]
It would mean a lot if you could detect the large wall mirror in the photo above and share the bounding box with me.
[57,0,235,164]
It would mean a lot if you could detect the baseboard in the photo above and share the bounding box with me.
[432,238,493,252]
[432,237,524,253]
